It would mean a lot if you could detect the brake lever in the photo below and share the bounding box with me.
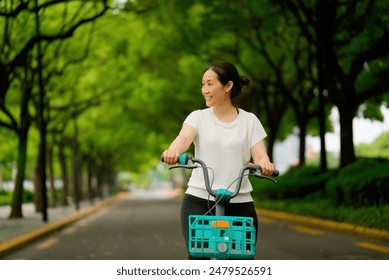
[168,164,198,170]
[252,172,277,183]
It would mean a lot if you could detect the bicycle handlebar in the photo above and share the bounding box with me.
[161,153,279,199]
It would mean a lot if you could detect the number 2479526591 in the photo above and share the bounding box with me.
[208,266,272,276]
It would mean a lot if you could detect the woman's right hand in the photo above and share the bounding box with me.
[162,123,196,165]
[162,149,180,165]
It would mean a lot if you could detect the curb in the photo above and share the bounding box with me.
[0,192,126,258]
[257,208,389,243]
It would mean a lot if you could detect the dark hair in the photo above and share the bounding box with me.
[205,61,250,99]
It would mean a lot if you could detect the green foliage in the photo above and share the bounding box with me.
[0,189,34,206]
[254,157,389,208]
[69,7,212,172]
[23,189,34,203]
[326,158,389,207]
[355,132,389,159]
[0,190,12,206]
[256,199,389,231]
[253,158,389,230]
[251,166,336,200]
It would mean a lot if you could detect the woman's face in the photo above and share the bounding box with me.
[201,69,231,107]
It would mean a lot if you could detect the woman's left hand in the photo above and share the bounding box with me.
[258,159,275,176]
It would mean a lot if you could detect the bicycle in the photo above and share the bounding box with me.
[162,153,279,260]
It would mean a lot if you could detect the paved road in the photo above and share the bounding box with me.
[2,194,187,260]
[2,191,389,260]
[256,215,389,260]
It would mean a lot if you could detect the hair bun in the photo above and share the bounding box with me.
[239,76,250,87]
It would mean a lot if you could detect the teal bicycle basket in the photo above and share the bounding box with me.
[188,215,256,259]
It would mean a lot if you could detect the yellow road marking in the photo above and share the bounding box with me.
[356,242,389,254]
[36,238,58,250]
[290,225,324,236]
[77,220,88,227]
[258,208,389,243]
[63,226,77,235]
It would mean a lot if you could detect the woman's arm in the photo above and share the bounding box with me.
[251,140,275,176]
[162,123,196,164]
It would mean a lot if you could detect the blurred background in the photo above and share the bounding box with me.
[1,0,388,232]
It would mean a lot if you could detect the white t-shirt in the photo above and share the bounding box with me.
[184,107,267,203]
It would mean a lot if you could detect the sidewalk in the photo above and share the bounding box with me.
[0,193,124,257]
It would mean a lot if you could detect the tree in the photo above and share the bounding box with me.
[238,1,318,164]
[276,0,389,167]
[0,0,109,218]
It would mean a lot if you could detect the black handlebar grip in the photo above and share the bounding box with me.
[257,165,280,177]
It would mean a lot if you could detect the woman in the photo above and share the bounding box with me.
[162,61,275,259]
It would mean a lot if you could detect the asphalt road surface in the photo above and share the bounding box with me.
[2,190,389,260]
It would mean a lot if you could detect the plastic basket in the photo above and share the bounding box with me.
[188,215,256,259]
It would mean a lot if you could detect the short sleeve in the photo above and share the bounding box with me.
[184,110,201,133]
[249,113,267,148]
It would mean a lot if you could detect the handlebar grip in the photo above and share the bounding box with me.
[256,165,279,177]
[161,153,189,165]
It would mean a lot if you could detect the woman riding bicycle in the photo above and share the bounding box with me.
[162,61,275,259]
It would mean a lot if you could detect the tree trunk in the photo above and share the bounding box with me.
[297,118,308,167]
[96,165,103,199]
[9,133,28,219]
[35,0,48,222]
[34,123,48,218]
[48,142,57,208]
[338,104,356,167]
[266,123,278,163]
[33,143,43,213]
[72,133,81,210]
[9,80,32,219]
[87,158,95,204]
[317,90,328,172]
[58,142,69,206]
[315,0,337,172]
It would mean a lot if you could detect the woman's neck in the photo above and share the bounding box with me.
[212,104,239,123]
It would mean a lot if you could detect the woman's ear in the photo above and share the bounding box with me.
[225,81,233,93]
